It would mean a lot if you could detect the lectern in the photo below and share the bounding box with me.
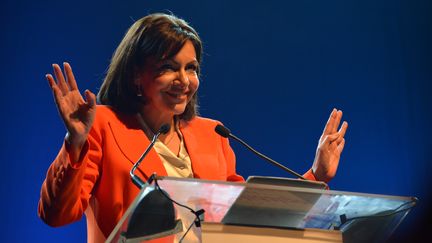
[106,176,416,243]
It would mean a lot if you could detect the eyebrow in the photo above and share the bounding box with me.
[161,59,198,66]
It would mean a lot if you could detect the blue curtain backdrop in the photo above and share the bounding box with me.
[1,0,430,242]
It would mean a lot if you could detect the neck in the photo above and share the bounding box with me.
[139,107,176,141]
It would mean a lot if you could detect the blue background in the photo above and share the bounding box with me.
[1,0,431,242]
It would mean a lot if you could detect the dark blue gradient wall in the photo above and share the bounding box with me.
[1,0,431,242]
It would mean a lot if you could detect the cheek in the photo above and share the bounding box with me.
[156,74,175,88]
[143,75,172,92]
[189,76,199,94]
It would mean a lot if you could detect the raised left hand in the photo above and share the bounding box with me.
[312,108,348,182]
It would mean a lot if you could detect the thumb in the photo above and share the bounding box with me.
[323,133,340,144]
[84,89,97,107]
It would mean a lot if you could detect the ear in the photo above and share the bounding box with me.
[133,59,153,84]
[133,66,145,86]
[134,74,141,86]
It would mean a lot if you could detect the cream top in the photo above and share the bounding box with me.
[153,126,194,178]
[135,113,194,178]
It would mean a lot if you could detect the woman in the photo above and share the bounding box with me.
[39,13,348,242]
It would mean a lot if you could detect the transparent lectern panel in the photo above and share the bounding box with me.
[217,182,415,243]
[107,177,416,243]
[155,177,415,229]
[300,190,416,242]
[303,192,411,228]
[156,177,245,222]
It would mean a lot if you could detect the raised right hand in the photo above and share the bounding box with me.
[46,62,96,161]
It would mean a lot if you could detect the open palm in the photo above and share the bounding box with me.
[312,109,348,182]
[46,62,96,150]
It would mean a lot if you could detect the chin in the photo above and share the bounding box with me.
[172,104,187,116]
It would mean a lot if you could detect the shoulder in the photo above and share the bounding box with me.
[95,105,117,119]
[92,105,138,130]
[180,116,222,131]
[179,116,227,142]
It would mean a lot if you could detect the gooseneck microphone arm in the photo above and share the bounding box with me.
[215,124,307,180]
[130,124,170,189]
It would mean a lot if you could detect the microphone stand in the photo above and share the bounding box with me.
[130,124,170,189]
[215,124,306,180]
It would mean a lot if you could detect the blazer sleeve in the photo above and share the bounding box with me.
[302,169,318,181]
[38,126,102,227]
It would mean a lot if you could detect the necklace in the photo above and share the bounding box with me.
[135,113,155,140]
[135,113,179,146]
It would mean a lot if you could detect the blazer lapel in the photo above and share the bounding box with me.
[180,119,220,180]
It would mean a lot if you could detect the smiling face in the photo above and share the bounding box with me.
[137,40,200,118]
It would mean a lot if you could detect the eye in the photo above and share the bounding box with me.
[186,64,198,73]
[158,63,175,73]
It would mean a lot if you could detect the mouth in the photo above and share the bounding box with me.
[165,91,188,101]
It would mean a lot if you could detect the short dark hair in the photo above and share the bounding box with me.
[97,13,202,120]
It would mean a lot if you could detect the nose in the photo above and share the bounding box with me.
[174,70,189,88]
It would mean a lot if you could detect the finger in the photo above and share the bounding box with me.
[331,110,343,134]
[334,121,348,144]
[46,73,57,90]
[337,138,346,154]
[322,133,340,145]
[64,62,79,91]
[335,135,343,145]
[322,108,337,135]
[84,89,96,107]
[46,74,63,105]
[338,121,348,138]
[52,63,69,94]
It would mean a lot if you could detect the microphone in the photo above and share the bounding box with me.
[130,124,170,189]
[215,124,306,180]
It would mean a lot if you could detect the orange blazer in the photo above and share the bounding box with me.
[38,105,316,242]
